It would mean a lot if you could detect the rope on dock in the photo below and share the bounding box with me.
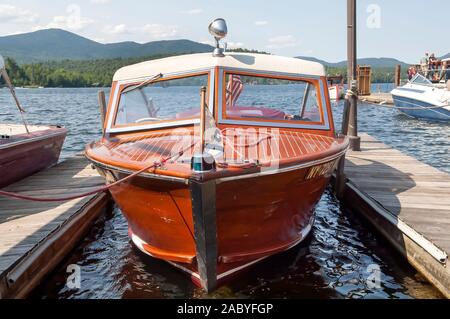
[0,144,194,203]
[0,130,275,203]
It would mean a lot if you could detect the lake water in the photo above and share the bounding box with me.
[1,85,448,299]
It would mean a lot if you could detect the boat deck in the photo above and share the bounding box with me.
[341,133,450,298]
[0,156,110,298]
[0,124,65,146]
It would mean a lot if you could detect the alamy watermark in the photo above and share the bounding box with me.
[366,4,382,29]
[66,264,81,290]
[366,264,381,289]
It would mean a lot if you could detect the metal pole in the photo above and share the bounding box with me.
[344,0,360,151]
[1,69,30,134]
[336,0,361,197]
[200,86,207,154]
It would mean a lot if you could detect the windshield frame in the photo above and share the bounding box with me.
[107,70,212,133]
[216,68,331,130]
[410,73,433,86]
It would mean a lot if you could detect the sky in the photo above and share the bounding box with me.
[0,0,448,63]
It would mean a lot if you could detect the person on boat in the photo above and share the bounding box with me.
[420,53,429,78]
[429,53,438,79]
[440,61,450,82]
[407,66,417,81]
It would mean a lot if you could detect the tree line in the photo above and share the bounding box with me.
[0,53,181,88]
[0,54,402,88]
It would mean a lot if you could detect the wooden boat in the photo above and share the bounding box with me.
[85,19,349,291]
[0,55,67,188]
[0,124,67,188]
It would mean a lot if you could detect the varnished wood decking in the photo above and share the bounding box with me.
[0,156,110,298]
[341,133,450,298]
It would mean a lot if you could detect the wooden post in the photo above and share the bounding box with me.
[394,65,401,87]
[97,91,107,134]
[190,180,218,293]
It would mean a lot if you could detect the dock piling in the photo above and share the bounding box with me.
[97,90,107,134]
[395,65,401,87]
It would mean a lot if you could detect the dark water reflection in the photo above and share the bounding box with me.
[0,87,445,299]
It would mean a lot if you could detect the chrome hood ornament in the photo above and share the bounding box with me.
[209,18,228,57]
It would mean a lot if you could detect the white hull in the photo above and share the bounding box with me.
[391,75,450,122]
[329,85,344,100]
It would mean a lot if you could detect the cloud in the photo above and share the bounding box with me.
[32,4,93,31]
[103,24,128,35]
[91,0,111,3]
[266,35,299,49]
[182,9,203,15]
[0,4,38,24]
[141,24,178,39]
[103,23,179,41]
[254,21,268,26]
[199,39,244,49]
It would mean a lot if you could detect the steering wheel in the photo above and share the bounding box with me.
[135,117,160,124]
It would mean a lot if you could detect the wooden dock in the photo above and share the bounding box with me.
[0,156,110,299]
[359,93,394,105]
[339,133,450,298]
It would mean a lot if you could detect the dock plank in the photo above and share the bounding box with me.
[346,134,450,252]
[0,156,109,298]
[342,133,450,298]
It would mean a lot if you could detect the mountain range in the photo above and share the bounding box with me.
[0,29,446,68]
[0,29,214,63]
[296,56,411,69]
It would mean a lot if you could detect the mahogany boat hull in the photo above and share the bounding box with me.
[91,153,341,290]
[0,126,67,188]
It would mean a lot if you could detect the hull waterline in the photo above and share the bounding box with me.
[392,95,450,122]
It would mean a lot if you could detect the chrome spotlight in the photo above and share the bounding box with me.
[208,18,228,57]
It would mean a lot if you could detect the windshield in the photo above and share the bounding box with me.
[223,73,322,123]
[115,74,209,126]
[411,74,432,86]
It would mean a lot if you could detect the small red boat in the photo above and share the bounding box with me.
[0,124,67,188]
[0,55,67,188]
[86,19,349,292]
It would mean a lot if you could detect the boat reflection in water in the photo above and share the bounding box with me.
[85,19,349,292]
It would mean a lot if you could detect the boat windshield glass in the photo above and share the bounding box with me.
[411,74,432,86]
[223,73,322,124]
[115,74,209,126]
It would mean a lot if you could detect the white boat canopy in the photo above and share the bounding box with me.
[113,53,326,81]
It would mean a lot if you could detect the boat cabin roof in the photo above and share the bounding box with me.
[113,53,326,81]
